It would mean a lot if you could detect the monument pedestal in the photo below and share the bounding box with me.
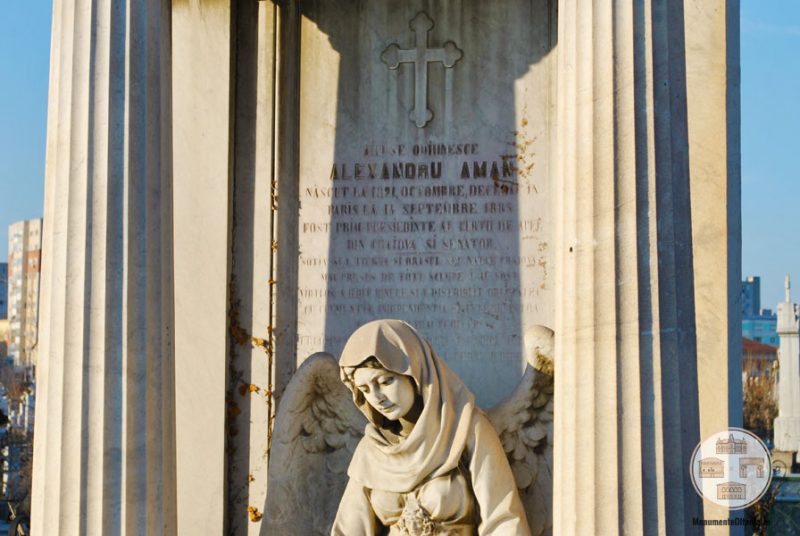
[771,450,795,473]
[775,276,800,456]
[774,417,800,454]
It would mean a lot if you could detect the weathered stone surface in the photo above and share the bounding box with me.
[775,276,800,454]
[31,0,175,533]
[171,1,233,534]
[294,1,556,407]
[31,1,741,534]
[553,0,739,534]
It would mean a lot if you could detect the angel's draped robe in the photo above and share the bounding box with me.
[331,411,531,536]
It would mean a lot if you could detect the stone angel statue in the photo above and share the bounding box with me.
[262,320,554,536]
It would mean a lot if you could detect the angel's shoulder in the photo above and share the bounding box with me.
[464,408,505,454]
[469,408,496,434]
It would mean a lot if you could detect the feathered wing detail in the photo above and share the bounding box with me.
[486,325,555,536]
[262,352,366,536]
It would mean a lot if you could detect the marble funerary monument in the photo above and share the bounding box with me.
[31,1,740,534]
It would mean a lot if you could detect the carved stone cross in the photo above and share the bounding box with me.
[381,12,463,128]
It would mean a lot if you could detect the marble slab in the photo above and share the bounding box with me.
[295,1,555,406]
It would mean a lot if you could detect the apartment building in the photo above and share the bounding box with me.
[7,219,42,367]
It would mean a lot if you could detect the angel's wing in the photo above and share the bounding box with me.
[486,325,555,536]
[262,352,366,536]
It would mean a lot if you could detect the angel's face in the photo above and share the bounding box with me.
[353,367,416,421]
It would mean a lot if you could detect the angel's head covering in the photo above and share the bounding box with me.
[339,319,475,493]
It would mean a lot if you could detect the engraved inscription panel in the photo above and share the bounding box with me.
[296,1,554,406]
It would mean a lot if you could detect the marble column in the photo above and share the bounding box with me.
[774,276,800,453]
[30,1,176,534]
[554,0,738,533]
[170,2,232,533]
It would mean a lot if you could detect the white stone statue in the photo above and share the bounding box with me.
[263,320,554,536]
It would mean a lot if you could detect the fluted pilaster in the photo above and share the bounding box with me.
[31,1,175,534]
[553,0,720,533]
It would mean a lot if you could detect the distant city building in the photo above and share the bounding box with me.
[10,386,35,434]
[742,276,761,317]
[7,219,43,367]
[0,262,7,319]
[742,337,778,380]
[742,275,779,346]
[0,319,7,359]
[742,315,779,346]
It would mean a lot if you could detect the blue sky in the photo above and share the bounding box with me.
[0,2,797,310]
[0,3,50,261]
[740,1,800,309]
